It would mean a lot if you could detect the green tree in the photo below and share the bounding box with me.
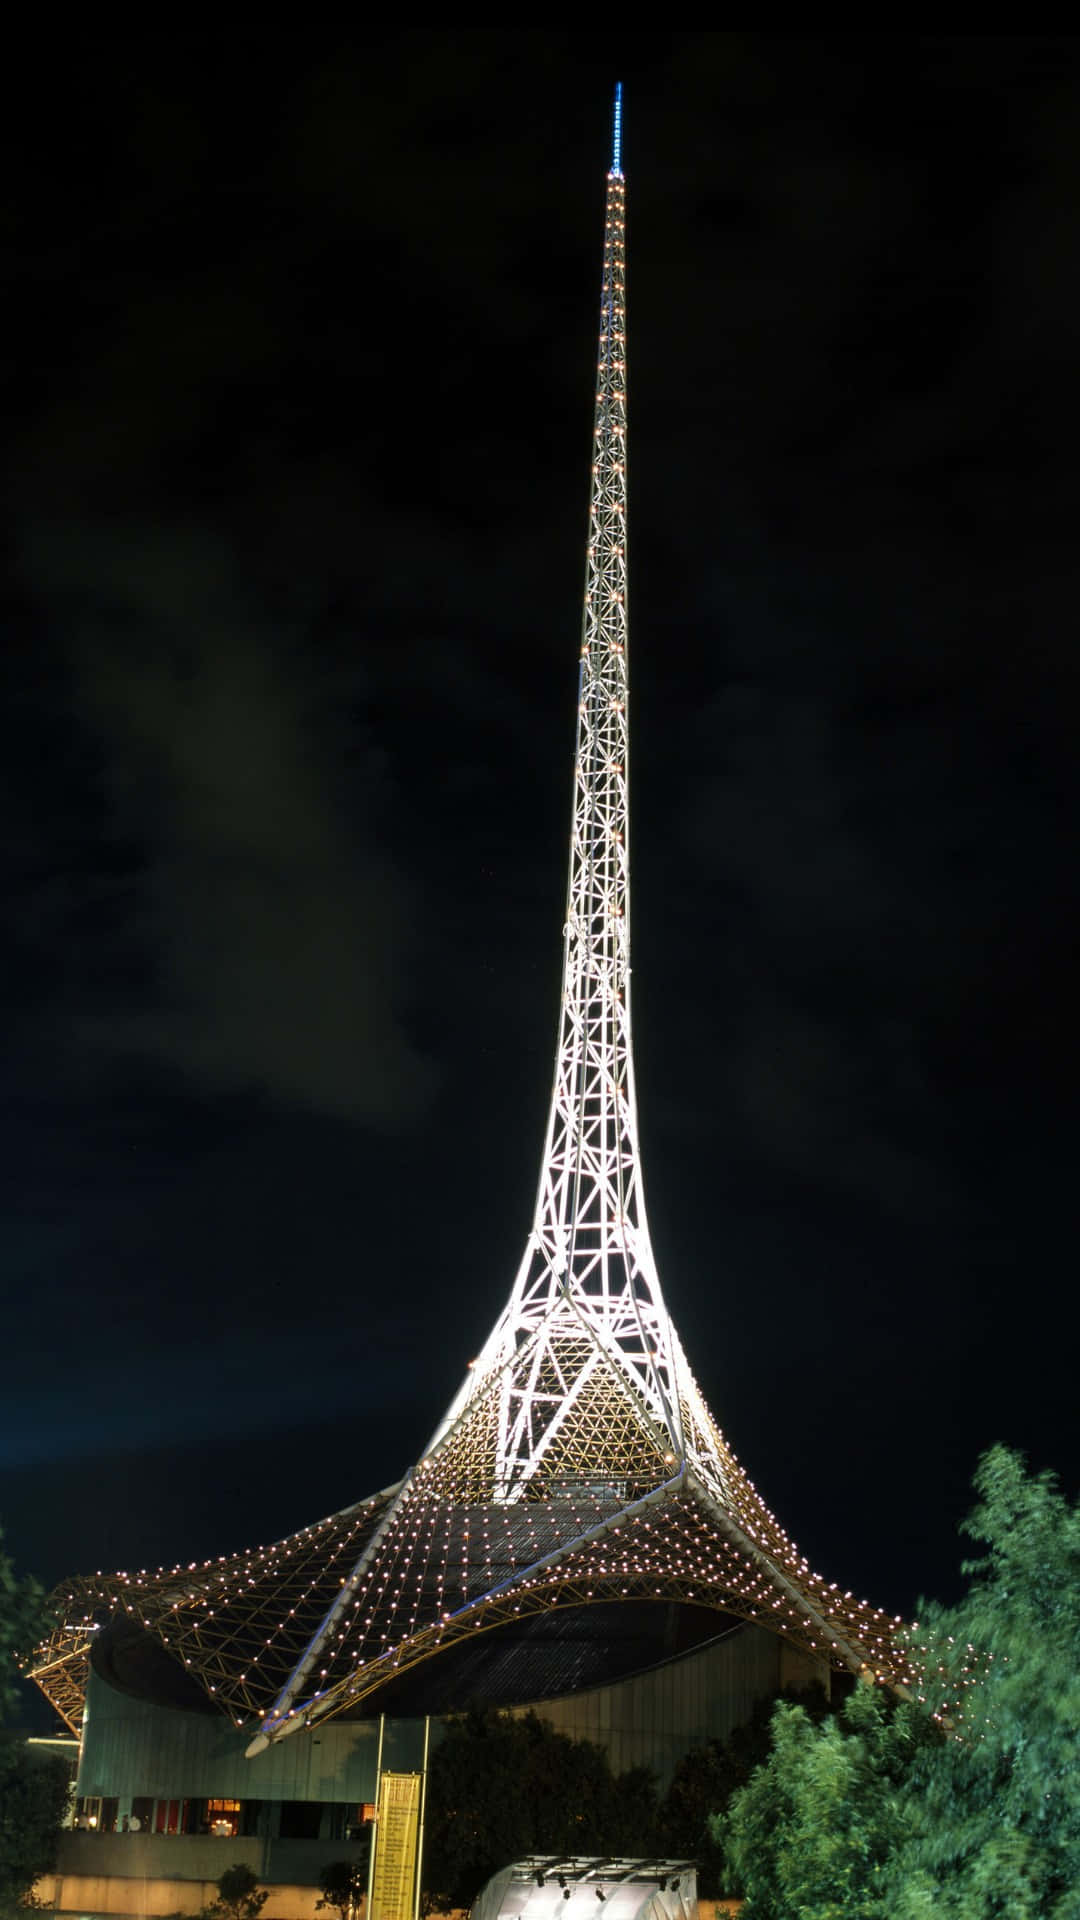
[424,1711,658,1911]
[316,1857,368,1920]
[0,1737,72,1919]
[658,1684,833,1895]
[887,1445,1080,1918]
[710,1448,1080,1919]
[0,1527,49,1725]
[0,1524,70,1918]
[207,1864,269,1920]
[713,1682,930,1917]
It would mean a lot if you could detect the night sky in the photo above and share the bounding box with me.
[3,34,1078,1700]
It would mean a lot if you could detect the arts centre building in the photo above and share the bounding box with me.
[33,1535,831,1917]
[28,91,907,1920]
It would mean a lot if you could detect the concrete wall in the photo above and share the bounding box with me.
[37,1870,740,1920]
[40,1834,372,1919]
[508,1623,826,1786]
[39,1867,351,1919]
[77,1674,424,1802]
[77,1626,818,1805]
[51,1831,369,1888]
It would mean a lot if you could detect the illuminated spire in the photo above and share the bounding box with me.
[235,90,909,1741]
[29,90,915,1749]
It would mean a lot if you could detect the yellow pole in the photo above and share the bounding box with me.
[412,1718,430,1920]
[365,1714,385,1920]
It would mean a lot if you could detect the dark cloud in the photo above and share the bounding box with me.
[15,522,433,1122]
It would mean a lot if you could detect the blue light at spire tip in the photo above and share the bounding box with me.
[612,82,623,175]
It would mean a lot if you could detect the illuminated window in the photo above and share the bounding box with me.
[207,1799,242,1838]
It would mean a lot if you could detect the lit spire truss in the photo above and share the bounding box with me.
[29,87,916,1747]
[426,87,680,1501]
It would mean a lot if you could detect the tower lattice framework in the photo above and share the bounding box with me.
[30,89,913,1746]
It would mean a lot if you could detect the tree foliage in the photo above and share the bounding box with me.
[0,1523,70,1918]
[0,1737,72,1919]
[713,1682,933,1916]
[204,1864,269,1920]
[887,1444,1080,1917]
[711,1447,1080,1919]
[424,1711,658,1911]
[316,1857,368,1920]
[0,1526,48,1724]
[423,1689,839,1908]
[659,1684,832,1896]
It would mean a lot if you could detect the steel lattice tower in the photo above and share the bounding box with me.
[30,89,914,1746]
[426,98,678,1499]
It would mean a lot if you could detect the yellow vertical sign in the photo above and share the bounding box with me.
[369,1770,421,1920]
